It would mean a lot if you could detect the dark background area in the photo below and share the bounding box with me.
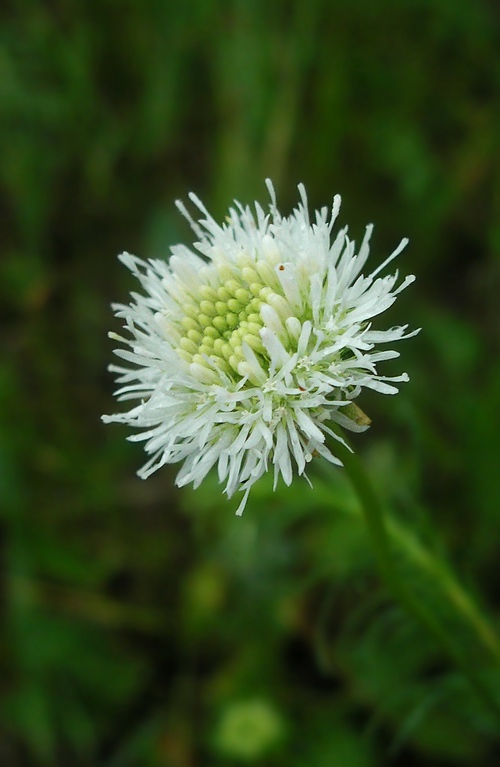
[1,1,500,765]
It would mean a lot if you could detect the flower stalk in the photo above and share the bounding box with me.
[331,430,500,718]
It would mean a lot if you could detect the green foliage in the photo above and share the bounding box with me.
[1,0,500,765]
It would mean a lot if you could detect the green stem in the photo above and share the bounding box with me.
[332,431,500,718]
[388,516,500,664]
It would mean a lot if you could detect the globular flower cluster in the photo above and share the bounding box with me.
[103,181,417,514]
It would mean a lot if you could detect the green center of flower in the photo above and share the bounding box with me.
[174,257,287,378]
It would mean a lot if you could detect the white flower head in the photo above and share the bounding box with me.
[103,181,418,515]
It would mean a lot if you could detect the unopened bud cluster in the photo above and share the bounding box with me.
[174,263,269,377]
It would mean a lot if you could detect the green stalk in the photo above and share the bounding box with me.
[387,516,500,664]
[331,431,500,719]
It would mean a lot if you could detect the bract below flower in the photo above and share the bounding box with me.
[102,181,417,514]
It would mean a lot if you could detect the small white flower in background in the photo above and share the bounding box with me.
[213,698,285,760]
[102,181,418,515]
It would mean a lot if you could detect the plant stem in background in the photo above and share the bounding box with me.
[331,430,500,719]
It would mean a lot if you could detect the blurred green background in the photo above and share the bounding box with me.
[2,1,500,765]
